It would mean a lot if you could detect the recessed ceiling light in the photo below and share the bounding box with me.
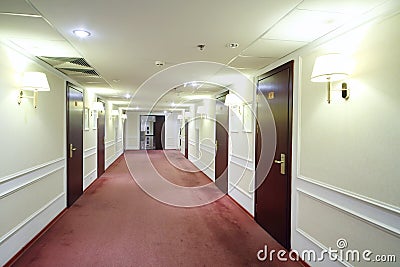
[227,42,239,48]
[73,30,91,38]
[113,79,120,83]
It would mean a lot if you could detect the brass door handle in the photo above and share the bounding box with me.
[274,153,286,175]
[69,143,77,158]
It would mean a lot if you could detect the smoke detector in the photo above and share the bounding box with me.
[155,60,165,67]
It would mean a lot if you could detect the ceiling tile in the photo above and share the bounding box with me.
[0,0,40,15]
[229,56,276,70]
[242,39,307,58]
[297,0,386,15]
[262,9,350,42]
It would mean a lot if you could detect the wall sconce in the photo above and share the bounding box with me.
[92,102,105,113]
[196,106,206,118]
[311,53,351,104]
[224,93,241,106]
[18,72,50,108]
[121,113,127,121]
[177,114,183,120]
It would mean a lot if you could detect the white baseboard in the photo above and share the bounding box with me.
[0,193,65,266]
[83,169,97,190]
[228,183,254,216]
[105,149,124,169]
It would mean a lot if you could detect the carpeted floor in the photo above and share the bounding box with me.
[10,150,304,267]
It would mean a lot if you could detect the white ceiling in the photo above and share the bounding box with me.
[0,0,391,109]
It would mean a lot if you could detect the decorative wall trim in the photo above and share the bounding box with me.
[0,157,64,184]
[83,168,97,190]
[295,228,351,267]
[297,187,400,237]
[105,140,115,149]
[0,193,65,265]
[229,181,252,199]
[105,149,124,169]
[230,154,254,171]
[200,143,215,154]
[228,183,254,216]
[230,153,253,163]
[297,176,400,236]
[0,159,65,198]
[83,146,97,158]
[298,175,400,215]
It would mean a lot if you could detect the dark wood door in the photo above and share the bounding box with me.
[66,83,83,207]
[215,96,229,193]
[97,101,105,178]
[184,122,189,158]
[255,61,293,250]
[154,116,165,150]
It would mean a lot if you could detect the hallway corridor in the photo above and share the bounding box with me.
[9,151,303,267]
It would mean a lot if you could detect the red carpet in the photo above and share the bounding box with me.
[9,150,304,267]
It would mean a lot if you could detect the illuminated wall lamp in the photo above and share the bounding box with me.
[18,72,50,108]
[311,54,351,104]
[224,93,241,106]
[177,114,183,120]
[196,106,206,118]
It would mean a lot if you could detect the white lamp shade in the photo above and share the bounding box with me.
[22,72,50,91]
[92,102,105,111]
[121,114,127,119]
[196,106,206,115]
[177,114,183,120]
[311,54,351,82]
[111,110,119,116]
[224,93,241,106]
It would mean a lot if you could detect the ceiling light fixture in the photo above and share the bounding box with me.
[227,42,239,48]
[73,29,91,38]
[125,93,131,99]
[197,44,205,51]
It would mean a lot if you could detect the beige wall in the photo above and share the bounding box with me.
[256,7,400,266]
[0,42,66,264]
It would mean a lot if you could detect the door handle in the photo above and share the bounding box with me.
[69,143,77,158]
[274,153,286,175]
[215,140,218,152]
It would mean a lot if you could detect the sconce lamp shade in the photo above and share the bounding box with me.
[111,109,119,116]
[224,93,241,106]
[311,54,350,82]
[177,114,183,120]
[121,114,127,120]
[92,102,105,111]
[22,72,50,91]
[196,106,206,115]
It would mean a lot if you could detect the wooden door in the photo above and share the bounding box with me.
[255,61,293,250]
[97,100,105,178]
[66,83,83,207]
[154,116,165,150]
[184,122,189,158]
[215,95,229,193]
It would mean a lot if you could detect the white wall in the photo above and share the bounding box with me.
[104,102,124,169]
[0,42,66,265]
[256,4,400,266]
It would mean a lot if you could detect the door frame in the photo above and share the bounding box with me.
[255,60,294,249]
[97,98,105,178]
[66,82,84,207]
[215,91,229,193]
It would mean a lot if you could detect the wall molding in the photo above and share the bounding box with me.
[0,158,65,198]
[297,175,400,235]
[0,157,64,184]
[230,154,254,171]
[297,185,400,237]
[298,175,400,215]
[228,183,254,216]
[0,193,65,265]
[105,149,123,169]
[295,228,352,267]
[83,168,97,190]
[83,146,97,158]
[105,140,115,149]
